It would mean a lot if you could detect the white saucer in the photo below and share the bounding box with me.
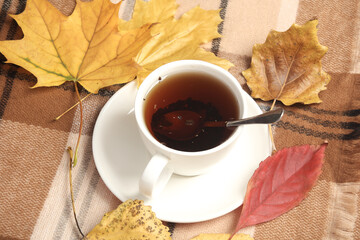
[93,81,271,223]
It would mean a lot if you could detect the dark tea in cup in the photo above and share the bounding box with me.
[143,72,240,152]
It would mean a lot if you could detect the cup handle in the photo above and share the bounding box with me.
[139,154,174,198]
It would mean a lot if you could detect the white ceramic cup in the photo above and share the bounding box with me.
[134,60,246,198]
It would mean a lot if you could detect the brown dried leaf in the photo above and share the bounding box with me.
[243,20,331,105]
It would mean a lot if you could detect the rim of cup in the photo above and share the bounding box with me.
[135,60,246,157]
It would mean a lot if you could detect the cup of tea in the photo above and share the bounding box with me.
[134,60,247,198]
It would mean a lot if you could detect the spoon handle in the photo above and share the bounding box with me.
[226,108,284,127]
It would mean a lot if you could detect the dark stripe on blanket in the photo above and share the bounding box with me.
[275,121,360,140]
[211,0,229,55]
[0,0,27,119]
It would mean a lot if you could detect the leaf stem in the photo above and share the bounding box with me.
[72,82,83,167]
[269,99,277,153]
[270,99,277,111]
[54,93,92,121]
[67,147,85,238]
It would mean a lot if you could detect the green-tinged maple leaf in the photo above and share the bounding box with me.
[0,0,152,93]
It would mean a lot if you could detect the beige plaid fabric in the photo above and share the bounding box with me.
[0,0,359,239]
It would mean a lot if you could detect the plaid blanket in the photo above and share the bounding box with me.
[0,0,359,239]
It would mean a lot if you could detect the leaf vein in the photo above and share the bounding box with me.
[21,57,74,80]
[76,1,105,79]
[275,45,301,99]
[33,0,73,79]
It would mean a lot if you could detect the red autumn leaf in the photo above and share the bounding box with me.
[233,143,327,234]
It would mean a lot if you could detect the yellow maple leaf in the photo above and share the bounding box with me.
[118,0,177,34]
[242,20,331,105]
[0,0,153,93]
[191,233,254,240]
[119,0,234,85]
[86,199,172,240]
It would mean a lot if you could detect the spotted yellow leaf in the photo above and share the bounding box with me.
[191,233,254,240]
[87,200,171,240]
[0,0,153,93]
[243,20,330,105]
